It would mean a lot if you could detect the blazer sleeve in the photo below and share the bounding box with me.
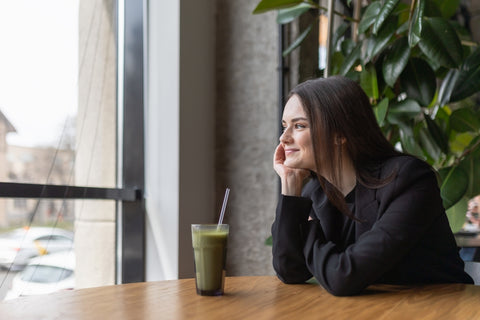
[272,157,448,296]
[271,195,315,284]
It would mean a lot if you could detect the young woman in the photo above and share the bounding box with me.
[272,76,473,296]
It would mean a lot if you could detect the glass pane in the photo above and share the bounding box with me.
[0,0,117,188]
[0,0,118,302]
[0,0,118,300]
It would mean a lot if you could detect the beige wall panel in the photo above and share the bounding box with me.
[76,0,116,287]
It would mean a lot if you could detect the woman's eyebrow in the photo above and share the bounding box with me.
[291,117,308,122]
[282,117,309,124]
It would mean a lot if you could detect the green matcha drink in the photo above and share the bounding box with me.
[191,224,229,296]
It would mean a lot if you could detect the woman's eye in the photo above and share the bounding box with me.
[295,123,306,129]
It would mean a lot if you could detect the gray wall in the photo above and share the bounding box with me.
[216,0,278,276]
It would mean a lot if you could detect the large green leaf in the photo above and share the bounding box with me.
[253,0,304,14]
[382,37,410,87]
[424,113,450,154]
[389,99,422,118]
[450,108,480,133]
[438,165,468,209]
[395,2,411,26]
[365,16,397,61]
[446,197,468,233]
[387,98,422,118]
[358,2,382,34]
[340,39,356,57]
[360,64,379,100]
[450,45,480,102]
[277,3,311,24]
[330,23,349,62]
[282,22,313,56]
[418,17,463,68]
[398,124,423,157]
[418,126,441,162]
[400,58,436,106]
[374,98,389,126]
[332,23,349,49]
[408,0,424,47]
[437,69,460,106]
[339,42,361,76]
[372,0,400,35]
[459,140,480,198]
[432,0,460,19]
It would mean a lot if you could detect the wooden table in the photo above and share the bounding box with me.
[1,276,480,319]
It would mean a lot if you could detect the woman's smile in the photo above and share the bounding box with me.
[284,148,299,155]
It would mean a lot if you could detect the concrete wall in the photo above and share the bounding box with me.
[215,0,278,276]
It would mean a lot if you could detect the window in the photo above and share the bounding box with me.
[0,0,145,300]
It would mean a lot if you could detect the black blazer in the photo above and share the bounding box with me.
[271,155,473,296]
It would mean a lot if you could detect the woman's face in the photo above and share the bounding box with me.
[280,95,316,172]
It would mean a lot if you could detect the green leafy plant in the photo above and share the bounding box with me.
[254,0,480,232]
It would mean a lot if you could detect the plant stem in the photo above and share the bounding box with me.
[409,0,416,18]
[454,137,480,166]
[408,0,416,31]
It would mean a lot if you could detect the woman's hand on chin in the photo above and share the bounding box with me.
[273,143,310,196]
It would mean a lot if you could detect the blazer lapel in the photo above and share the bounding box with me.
[310,180,347,243]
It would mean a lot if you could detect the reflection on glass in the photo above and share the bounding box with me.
[5,250,75,300]
[0,198,116,301]
[21,263,74,283]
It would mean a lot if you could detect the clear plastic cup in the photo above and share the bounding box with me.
[191,224,229,296]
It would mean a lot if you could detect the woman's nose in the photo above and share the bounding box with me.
[279,129,291,143]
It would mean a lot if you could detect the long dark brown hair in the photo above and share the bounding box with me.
[290,76,403,218]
